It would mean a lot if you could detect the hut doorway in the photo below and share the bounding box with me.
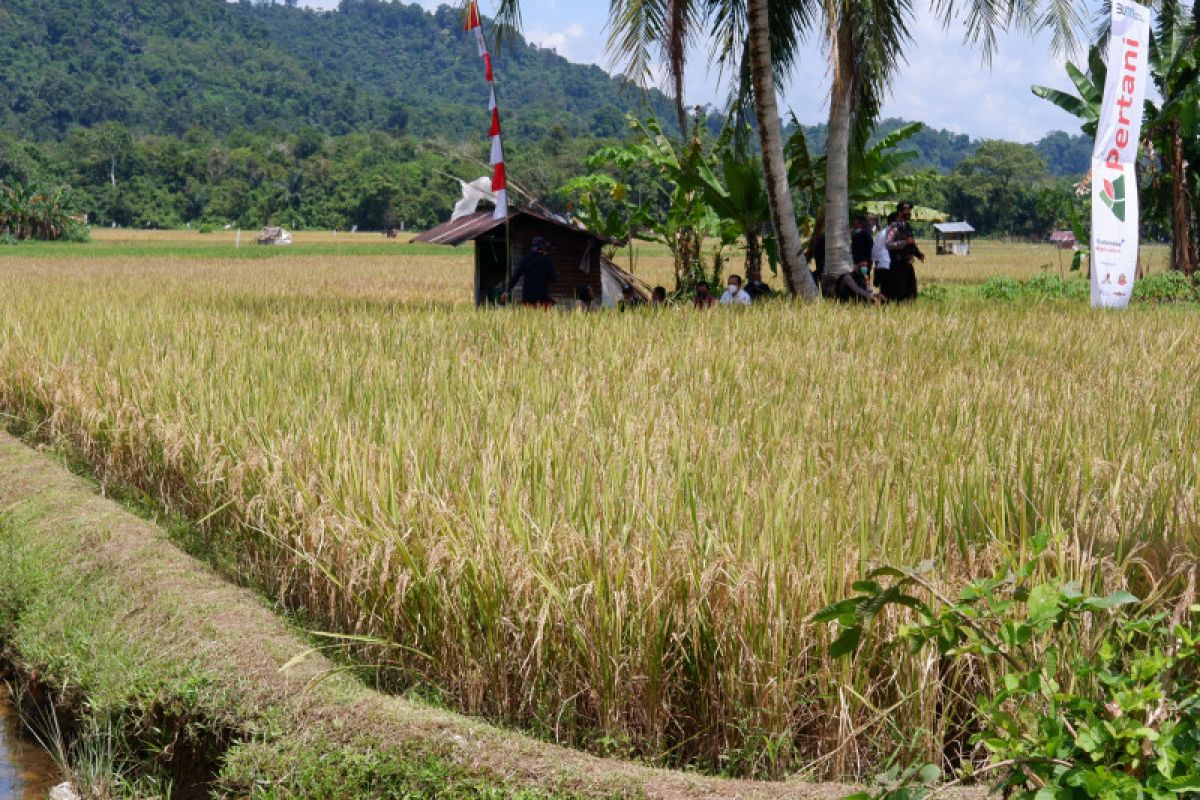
[475,231,509,304]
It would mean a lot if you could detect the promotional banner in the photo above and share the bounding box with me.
[1090,1,1151,308]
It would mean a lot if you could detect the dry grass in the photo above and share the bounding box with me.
[0,237,1196,780]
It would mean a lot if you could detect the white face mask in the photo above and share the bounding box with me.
[728,284,738,293]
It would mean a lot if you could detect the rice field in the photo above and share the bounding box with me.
[0,232,1196,780]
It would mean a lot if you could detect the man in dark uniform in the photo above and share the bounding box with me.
[744,266,775,301]
[507,235,557,307]
[884,202,925,302]
[851,215,874,272]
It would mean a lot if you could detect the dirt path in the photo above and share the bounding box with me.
[0,432,880,799]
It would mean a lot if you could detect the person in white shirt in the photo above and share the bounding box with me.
[720,274,753,306]
[871,213,893,294]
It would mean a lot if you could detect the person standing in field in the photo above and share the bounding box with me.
[851,216,874,275]
[872,212,894,294]
[720,274,752,306]
[507,235,557,307]
[884,202,924,302]
[693,280,716,308]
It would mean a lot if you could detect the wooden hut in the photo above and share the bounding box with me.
[932,222,975,256]
[414,209,640,307]
[1049,230,1077,249]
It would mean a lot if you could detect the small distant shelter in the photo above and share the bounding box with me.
[1049,230,1077,249]
[932,222,975,256]
[414,209,645,307]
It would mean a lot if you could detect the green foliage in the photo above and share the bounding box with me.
[566,113,735,290]
[0,0,676,143]
[786,119,928,225]
[919,284,948,302]
[0,181,85,241]
[819,535,1200,800]
[1024,272,1069,297]
[1133,271,1200,303]
[1,128,607,231]
[944,141,1067,237]
[980,275,1024,300]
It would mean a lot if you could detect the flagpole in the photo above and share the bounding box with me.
[466,1,508,220]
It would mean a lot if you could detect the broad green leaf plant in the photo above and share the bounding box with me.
[817,533,1200,799]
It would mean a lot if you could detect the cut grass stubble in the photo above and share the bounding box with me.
[0,252,1197,780]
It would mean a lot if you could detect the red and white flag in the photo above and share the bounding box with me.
[466,1,509,220]
[464,3,487,56]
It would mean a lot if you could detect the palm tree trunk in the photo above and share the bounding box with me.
[744,229,762,276]
[1170,121,1195,276]
[822,19,855,292]
[747,0,818,300]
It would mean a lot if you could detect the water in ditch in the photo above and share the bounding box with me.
[0,682,59,799]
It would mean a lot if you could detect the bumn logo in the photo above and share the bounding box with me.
[1101,174,1127,222]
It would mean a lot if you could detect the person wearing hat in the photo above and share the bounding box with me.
[883,202,925,302]
[507,235,558,307]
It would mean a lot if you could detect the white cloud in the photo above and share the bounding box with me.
[526,21,587,58]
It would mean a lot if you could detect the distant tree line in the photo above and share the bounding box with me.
[0,119,1085,237]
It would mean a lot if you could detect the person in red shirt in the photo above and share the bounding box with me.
[693,280,716,308]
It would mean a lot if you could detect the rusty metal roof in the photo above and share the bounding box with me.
[412,209,618,247]
[412,211,503,246]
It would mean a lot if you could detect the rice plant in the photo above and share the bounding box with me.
[0,250,1196,779]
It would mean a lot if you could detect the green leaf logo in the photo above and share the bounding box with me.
[1099,174,1126,223]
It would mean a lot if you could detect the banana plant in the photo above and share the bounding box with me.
[693,127,775,277]
[0,181,83,241]
[562,113,729,290]
[786,120,927,246]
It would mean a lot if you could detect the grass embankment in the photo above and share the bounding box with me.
[0,243,1196,780]
[0,431,856,799]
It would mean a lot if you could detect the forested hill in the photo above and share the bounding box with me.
[0,0,675,142]
[793,118,1092,178]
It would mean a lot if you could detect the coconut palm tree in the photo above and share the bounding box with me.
[493,0,1085,295]
[494,0,821,299]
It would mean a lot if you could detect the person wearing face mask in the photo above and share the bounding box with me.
[884,201,925,302]
[872,212,895,294]
[719,274,752,306]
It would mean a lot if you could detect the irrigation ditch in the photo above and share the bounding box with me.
[0,429,880,799]
[0,677,59,799]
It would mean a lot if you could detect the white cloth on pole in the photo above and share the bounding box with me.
[452,177,496,221]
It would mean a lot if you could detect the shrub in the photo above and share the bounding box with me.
[1024,272,1068,298]
[197,223,216,235]
[979,276,1022,300]
[61,225,91,244]
[820,535,1200,800]
[919,285,948,302]
[1064,278,1091,300]
[1133,271,1199,303]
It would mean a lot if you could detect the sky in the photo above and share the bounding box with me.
[278,0,1102,143]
